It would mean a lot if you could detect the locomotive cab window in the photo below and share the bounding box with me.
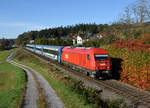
[94,54,108,61]
[87,54,90,60]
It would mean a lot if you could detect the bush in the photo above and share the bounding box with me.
[71,81,126,108]
[103,45,150,91]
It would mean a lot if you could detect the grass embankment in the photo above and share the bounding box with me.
[0,50,26,108]
[14,49,127,108]
[102,45,150,91]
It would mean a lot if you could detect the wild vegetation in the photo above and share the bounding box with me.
[0,50,26,108]
[14,49,127,108]
[103,45,150,91]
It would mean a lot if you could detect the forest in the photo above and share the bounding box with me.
[0,39,15,50]
[15,23,108,46]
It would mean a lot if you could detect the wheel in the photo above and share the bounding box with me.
[98,76,103,80]
[90,74,95,78]
[86,72,90,76]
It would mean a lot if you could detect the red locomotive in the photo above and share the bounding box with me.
[61,47,111,79]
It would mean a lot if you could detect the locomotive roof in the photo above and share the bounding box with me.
[63,46,108,53]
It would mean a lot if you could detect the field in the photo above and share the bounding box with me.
[0,50,26,108]
[14,49,126,108]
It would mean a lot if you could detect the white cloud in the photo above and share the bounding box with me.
[0,22,50,30]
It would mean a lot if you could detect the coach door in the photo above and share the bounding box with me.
[86,54,91,69]
[80,54,85,67]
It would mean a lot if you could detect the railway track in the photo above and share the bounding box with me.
[91,79,150,107]
[23,49,150,107]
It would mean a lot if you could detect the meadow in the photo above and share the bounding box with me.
[0,50,26,108]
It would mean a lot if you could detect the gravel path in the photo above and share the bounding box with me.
[7,52,66,108]
[22,69,39,108]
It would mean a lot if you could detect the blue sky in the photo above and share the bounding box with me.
[0,0,135,39]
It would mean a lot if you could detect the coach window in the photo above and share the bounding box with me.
[87,55,90,60]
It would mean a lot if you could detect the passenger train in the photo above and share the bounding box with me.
[26,44,111,79]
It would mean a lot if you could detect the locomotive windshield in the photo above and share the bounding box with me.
[94,54,108,61]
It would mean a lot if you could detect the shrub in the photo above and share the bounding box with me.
[71,81,126,108]
[103,45,150,91]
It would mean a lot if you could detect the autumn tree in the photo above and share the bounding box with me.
[132,0,149,24]
[116,0,150,25]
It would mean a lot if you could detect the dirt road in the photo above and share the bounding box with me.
[7,52,66,108]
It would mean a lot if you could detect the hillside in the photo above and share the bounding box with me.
[15,24,108,46]
[15,22,150,92]
[15,22,150,46]
[103,45,150,91]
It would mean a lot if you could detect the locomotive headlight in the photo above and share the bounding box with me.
[105,71,109,73]
[107,66,110,69]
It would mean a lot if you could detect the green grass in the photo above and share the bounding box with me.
[14,49,126,108]
[0,50,26,108]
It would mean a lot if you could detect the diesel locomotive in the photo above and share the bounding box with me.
[26,44,111,79]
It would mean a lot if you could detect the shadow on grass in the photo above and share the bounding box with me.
[111,57,123,80]
[0,47,16,51]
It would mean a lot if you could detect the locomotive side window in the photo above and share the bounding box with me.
[87,54,90,60]
[94,54,108,60]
